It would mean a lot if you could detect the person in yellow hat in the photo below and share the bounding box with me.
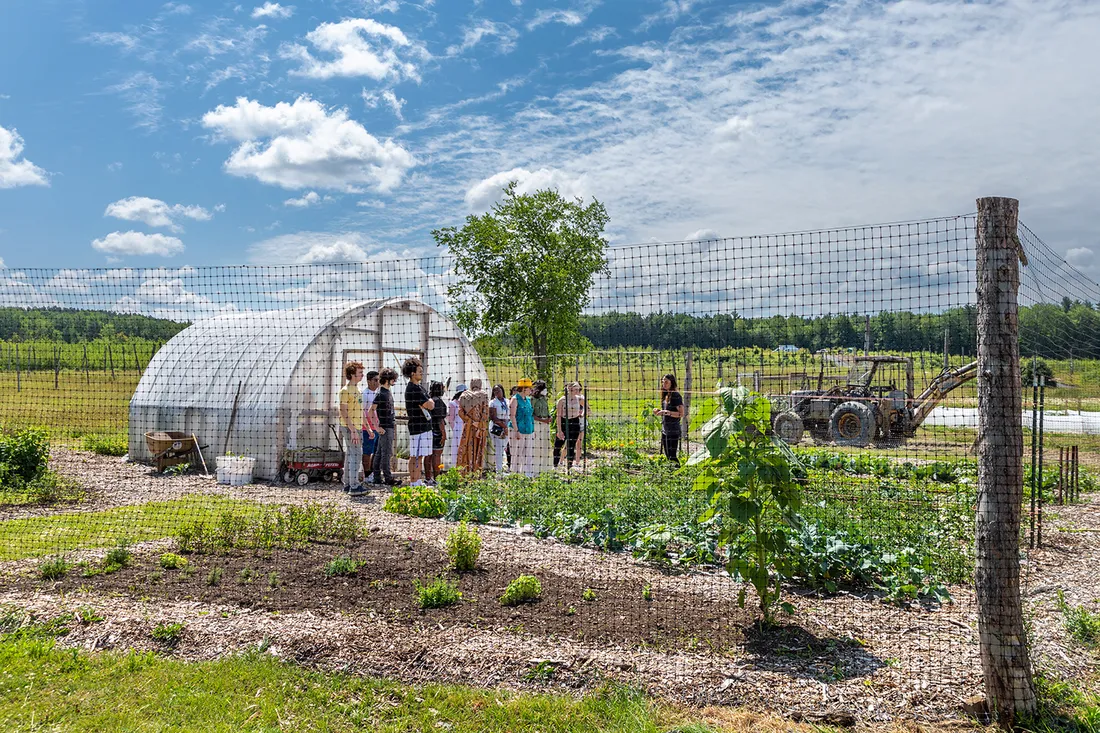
[508,377,535,477]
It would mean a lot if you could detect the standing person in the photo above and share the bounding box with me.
[488,384,510,474]
[457,379,488,475]
[361,370,380,483]
[509,378,536,477]
[338,362,367,497]
[447,384,467,471]
[530,380,553,475]
[653,373,685,464]
[403,357,435,486]
[426,380,448,485]
[554,382,586,469]
[370,368,399,486]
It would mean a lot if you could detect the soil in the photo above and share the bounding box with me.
[1,446,1098,726]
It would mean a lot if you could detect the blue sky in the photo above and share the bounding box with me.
[1,0,1099,282]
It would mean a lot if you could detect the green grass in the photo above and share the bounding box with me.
[0,495,264,561]
[0,625,735,733]
[1021,672,1100,732]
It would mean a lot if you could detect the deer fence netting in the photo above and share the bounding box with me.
[0,211,1095,721]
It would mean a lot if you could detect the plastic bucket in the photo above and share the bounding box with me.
[216,456,255,485]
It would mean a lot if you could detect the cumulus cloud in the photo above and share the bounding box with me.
[251,2,293,19]
[1066,247,1095,270]
[281,18,428,82]
[684,228,721,241]
[201,95,416,192]
[247,231,382,263]
[714,116,753,141]
[104,196,215,231]
[284,191,322,207]
[464,167,589,211]
[446,20,519,55]
[0,125,49,188]
[92,231,186,257]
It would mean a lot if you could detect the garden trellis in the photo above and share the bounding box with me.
[1,199,1098,725]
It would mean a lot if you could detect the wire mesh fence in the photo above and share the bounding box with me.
[0,206,1096,722]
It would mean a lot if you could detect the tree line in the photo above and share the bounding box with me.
[580,300,1097,360]
[0,308,187,344]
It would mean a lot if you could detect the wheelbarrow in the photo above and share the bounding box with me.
[144,431,200,472]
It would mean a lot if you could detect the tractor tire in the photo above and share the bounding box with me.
[829,401,876,446]
[773,411,805,444]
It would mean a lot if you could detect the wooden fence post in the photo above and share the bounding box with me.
[682,351,693,441]
[974,196,1036,722]
[108,344,115,379]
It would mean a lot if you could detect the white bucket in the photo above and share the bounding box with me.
[216,456,255,485]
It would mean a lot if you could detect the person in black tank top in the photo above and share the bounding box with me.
[653,373,684,464]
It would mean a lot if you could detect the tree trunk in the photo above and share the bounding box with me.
[975,196,1036,724]
[531,325,550,382]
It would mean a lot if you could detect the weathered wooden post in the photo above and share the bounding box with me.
[682,350,693,444]
[974,196,1036,722]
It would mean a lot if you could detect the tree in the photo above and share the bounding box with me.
[433,183,610,380]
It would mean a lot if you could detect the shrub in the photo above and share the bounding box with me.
[0,427,49,484]
[323,555,362,577]
[38,556,69,580]
[80,432,127,457]
[159,553,188,570]
[414,577,462,609]
[383,484,448,518]
[500,575,541,606]
[445,522,482,571]
[151,621,184,646]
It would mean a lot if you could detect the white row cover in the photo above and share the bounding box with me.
[128,298,487,479]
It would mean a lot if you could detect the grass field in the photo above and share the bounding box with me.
[0,495,263,561]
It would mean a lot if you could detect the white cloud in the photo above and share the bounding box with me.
[107,161,123,172]
[714,115,753,141]
[86,32,140,51]
[569,25,617,46]
[1066,247,1094,269]
[446,20,519,55]
[0,257,5,268]
[284,191,321,207]
[362,89,406,119]
[464,167,589,211]
[281,18,428,82]
[252,2,293,19]
[684,228,721,241]
[0,125,49,188]
[527,6,593,31]
[162,3,193,15]
[106,72,163,131]
[201,95,416,192]
[92,231,186,257]
[104,196,214,231]
[247,231,380,263]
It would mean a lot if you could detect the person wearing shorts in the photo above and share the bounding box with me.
[426,380,448,484]
[403,357,435,486]
[361,370,380,479]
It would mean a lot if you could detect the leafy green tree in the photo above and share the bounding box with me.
[690,386,803,626]
[433,183,610,380]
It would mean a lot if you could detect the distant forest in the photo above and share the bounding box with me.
[0,301,1092,360]
[0,308,188,343]
[580,299,1094,360]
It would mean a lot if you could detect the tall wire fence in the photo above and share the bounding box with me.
[0,209,1096,722]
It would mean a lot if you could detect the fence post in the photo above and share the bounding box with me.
[54,345,60,389]
[682,351,693,442]
[974,195,1036,722]
[108,344,115,379]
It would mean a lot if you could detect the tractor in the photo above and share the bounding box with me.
[770,356,977,446]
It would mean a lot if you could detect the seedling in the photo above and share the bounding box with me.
[582,588,597,602]
[151,621,184,647]
[206,567,223,586]
[642,584,653,601]
[38,556,69,581]
[238,567,255,584]
[414,577,462,609]
[159,553,188,570]
[324,555,362,577]
[103,540,132,574]
[76,607,104,625]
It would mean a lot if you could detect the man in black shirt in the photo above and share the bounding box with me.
[403,357,435,486]
[370,368,399,486]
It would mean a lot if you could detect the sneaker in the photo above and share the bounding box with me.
[348,485,368,497]
[384,477,400,486]
[341,485,351,493]
[370,476,382,486]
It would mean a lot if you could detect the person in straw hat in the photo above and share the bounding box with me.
[509,377,536,477]
[456,379,489,475]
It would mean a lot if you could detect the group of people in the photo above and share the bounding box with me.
[337,357,686,496]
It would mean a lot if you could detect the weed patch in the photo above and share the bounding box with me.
[414,577,462,609]
[323,555,363,577]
